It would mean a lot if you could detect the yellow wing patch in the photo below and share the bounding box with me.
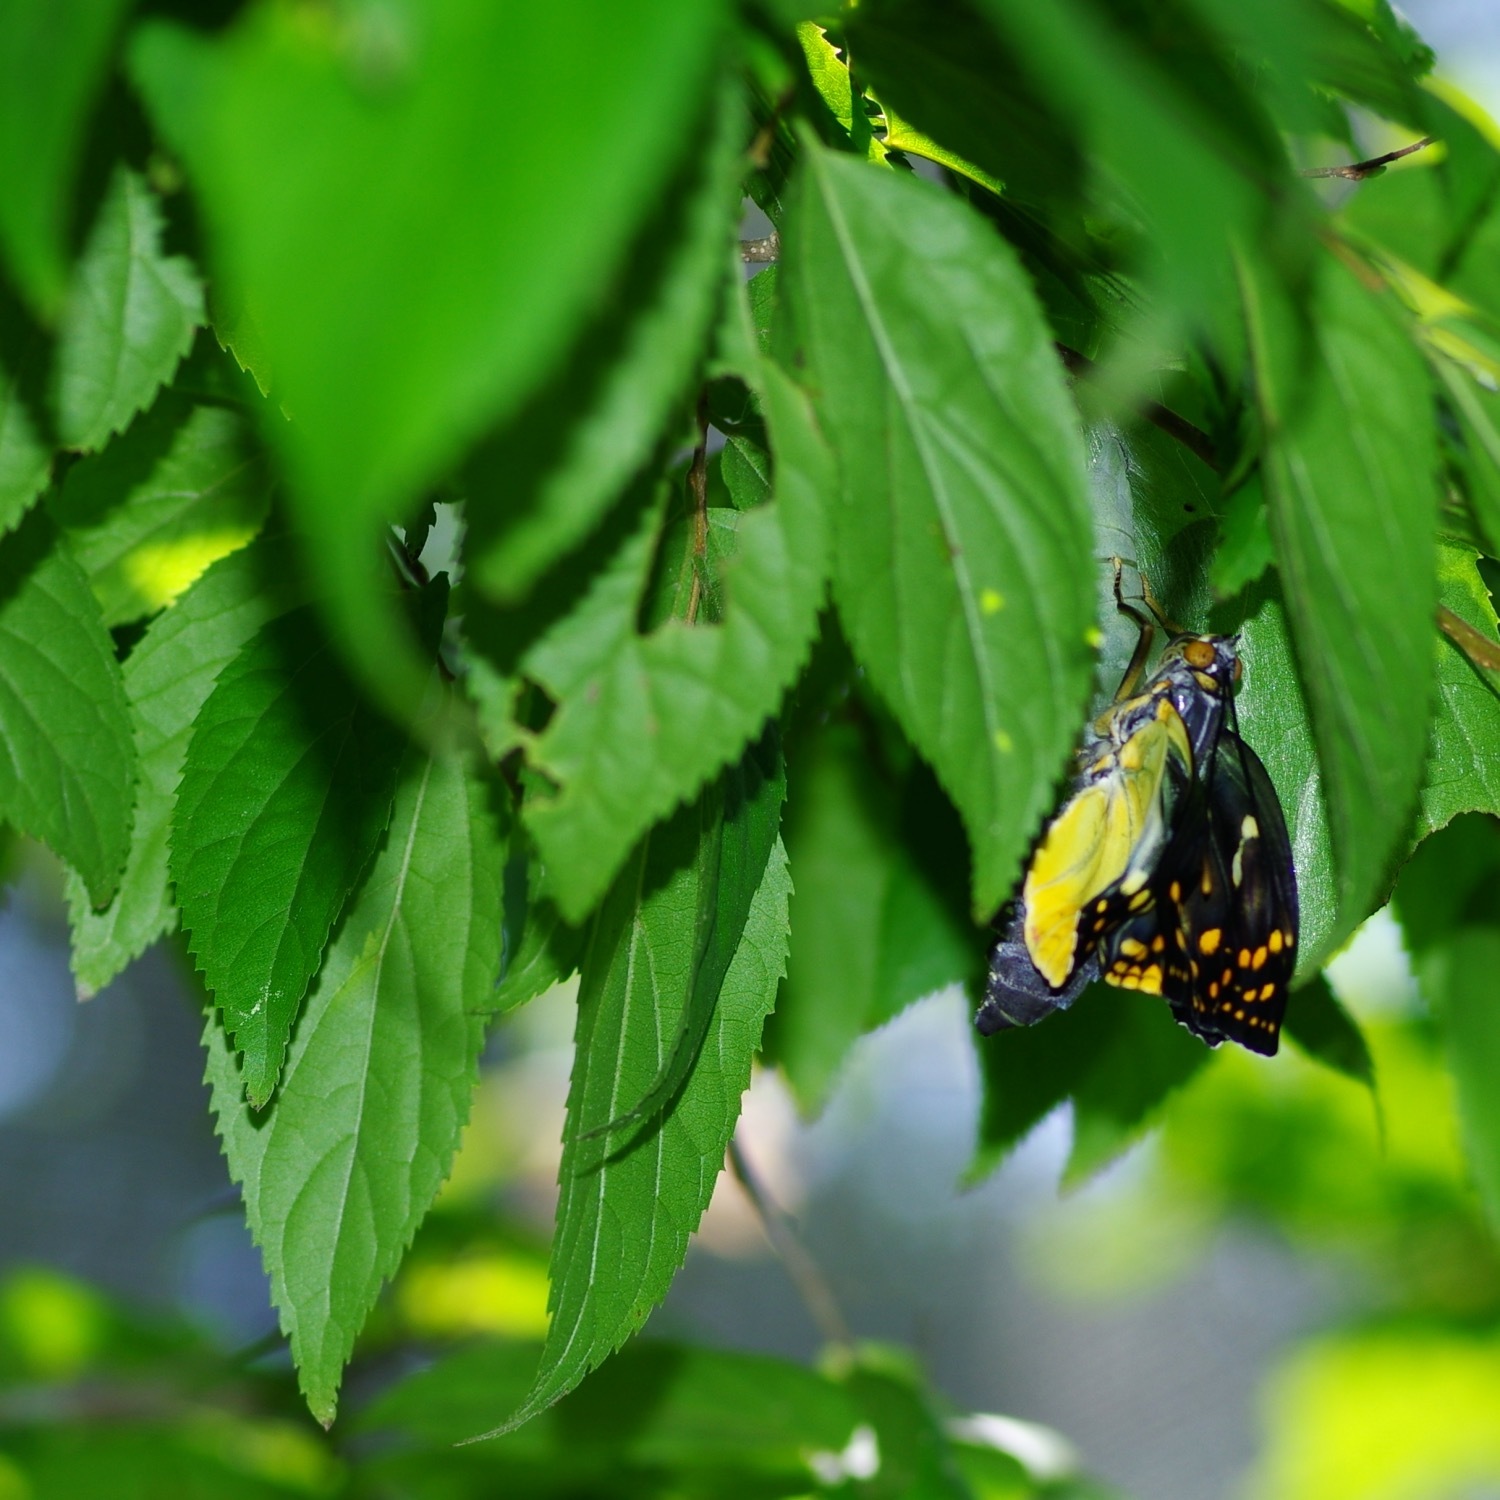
[1022,704,1189,987]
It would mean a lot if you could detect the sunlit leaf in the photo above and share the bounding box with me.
[1433,355,1500,560]
[782,145,1097,918]
[65,536,309,998]
[49,390,272,626]
[10,1424,335,1500]
[205,745,505,1425]
[835,1346,973,1500]
[488,805,791,1434]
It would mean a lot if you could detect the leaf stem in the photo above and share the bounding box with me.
[727,1132,853,1351]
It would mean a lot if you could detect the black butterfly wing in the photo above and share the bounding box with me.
[1167,728,1298,1055]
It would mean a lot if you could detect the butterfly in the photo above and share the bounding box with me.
[976,630,1298,1055]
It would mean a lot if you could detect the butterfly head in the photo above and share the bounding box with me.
[1160,633,1240,696]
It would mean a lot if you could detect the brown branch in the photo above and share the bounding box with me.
[1439,602,1500,673]
[1301,136,1434,181]
[727,1134,852,1350]
[741,232,781,264]
[1056,343,1220,471]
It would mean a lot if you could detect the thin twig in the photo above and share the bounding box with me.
[727,1134,852,1350]
[741,232,781,263]
[1056,343,1220,471]
[1301,136,1434,181]
[748,84,797,171]
[684,392,711,625]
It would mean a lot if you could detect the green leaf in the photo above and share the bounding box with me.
[1066,1019,1211,1187]
[1282,972,1375,1088]
[601,732,785,1133]
[836,1346,973,1500]
[1433,355,1500,559]
[876,103,1007,200]
[976,0,1294,340]
[1244,252,1439,927]
[1211,476,1274,600]
[65,536,309,998]
[487,817,792,1435]
[131,0,725,711]
[0,287,53,535]
[1084,412,1220,671]
[1227,581,1340,975]
[971,986,1208,1185]
[53,164,204,453]
[797,22,880,160]
[491,841,585,1015]
[0,0,133,317]
[465,84,743,603]
[847,0,1082,206]
[10,1424,328,1500]
[205,745,505,1425]
[171,598,422,1107]
[1176,0,1333,141]
[1416,543,1500,839]
[0,510,134,905]
[519,330,831,924]
[781,146,1097,918]
[1356,160,1500,333]
[361,1340,861,1488]
[49,390,272,626]
[1395,816,1500,1230]
[1324,50,1500,287]
[767,718,976,1113]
